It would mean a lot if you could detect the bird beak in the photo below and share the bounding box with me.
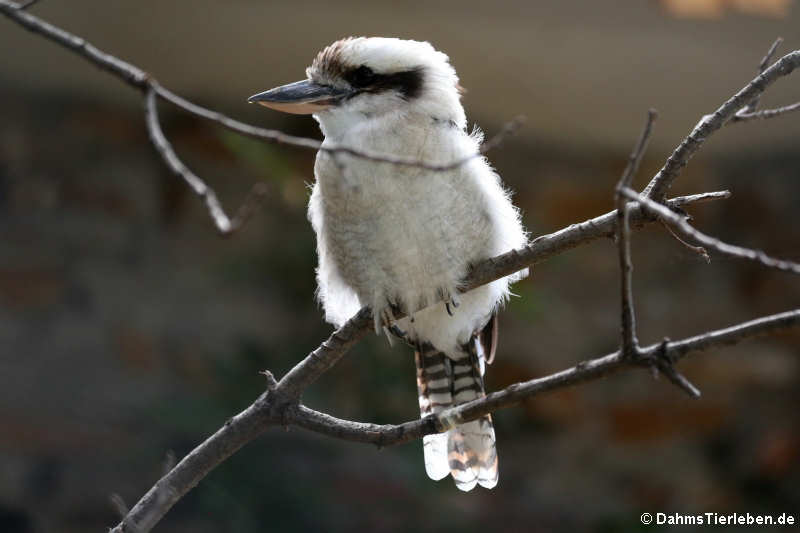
[247,79,350,115]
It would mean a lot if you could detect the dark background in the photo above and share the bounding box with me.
[1,1,799,532]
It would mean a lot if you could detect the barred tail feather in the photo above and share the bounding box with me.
[415,346,452,480]
[415,339,498,491]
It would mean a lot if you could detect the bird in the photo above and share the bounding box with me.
[249,37,527,491]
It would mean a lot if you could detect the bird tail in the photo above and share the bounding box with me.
[415,340,498,491]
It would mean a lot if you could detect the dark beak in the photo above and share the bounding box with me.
[247,79,350,115]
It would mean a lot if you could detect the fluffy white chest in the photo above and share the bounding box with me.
[308,112,527,352]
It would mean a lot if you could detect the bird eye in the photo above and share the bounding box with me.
[350,65,376,88]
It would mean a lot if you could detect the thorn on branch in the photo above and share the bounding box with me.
[260,370,278,391]
[650,338,702,399]
[110,493,129,518]
[162,450,176,477]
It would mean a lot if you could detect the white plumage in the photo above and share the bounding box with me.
[251,37,527,491]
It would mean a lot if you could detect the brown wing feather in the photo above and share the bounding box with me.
[478,312,499,364]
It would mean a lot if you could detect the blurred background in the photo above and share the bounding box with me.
[1,1,799,531]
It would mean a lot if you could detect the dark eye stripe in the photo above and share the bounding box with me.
[344,65,424,100]
[347,65,376,88]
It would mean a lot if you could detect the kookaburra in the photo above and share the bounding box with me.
[249,37,527,491]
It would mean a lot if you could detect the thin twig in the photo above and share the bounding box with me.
[668,190,731,207]
[733,101,800,122]
[614,109,657,358]
[15,0,40,8]
[742,37,784,114]
[659,219,711,263]
[622,188,800,274]
[759,37,785,74]
[143,88,267,235]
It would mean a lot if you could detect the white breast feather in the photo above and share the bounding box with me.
[308,115,527,351]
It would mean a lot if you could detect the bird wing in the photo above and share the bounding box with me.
[478,312,499,365]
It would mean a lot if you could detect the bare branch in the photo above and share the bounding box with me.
[144,88,268,235]
[668,190,731,207]
[642,47,800,200]
[271,190,732,408]
[0,2,518,172]
[110,305,800,533]
[0,2,526,236]
[0,2,150,86]
[742,37,784,114]
[292,308,798,444]
[610,110,699,396]
[106,188,733,533]
[156,80,522,170]
[614,109,657,358]
[651,338,702,398]
[733,101,800,122]
[622,188,800,274]
[759,37,785,74]
[275,308,373,401]
[617,109,658,192]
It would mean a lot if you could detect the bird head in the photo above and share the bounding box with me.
[248,37,466,132]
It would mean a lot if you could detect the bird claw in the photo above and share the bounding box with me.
[389,323,407,338]
[445,293,460,317]
[380,306,407,345]
[375,303,405,338]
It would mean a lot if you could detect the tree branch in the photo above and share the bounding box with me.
[143,88,268,235]
[642,46,800,200]
[291,308,799,445]
[741,37,783,114]
[105,187,735,533]
[732,101,800,122]
[112,305,800,533]
[615,109,657,358]
[622,188,800,274]
[0,1,520,166]
[0,1,524,235]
